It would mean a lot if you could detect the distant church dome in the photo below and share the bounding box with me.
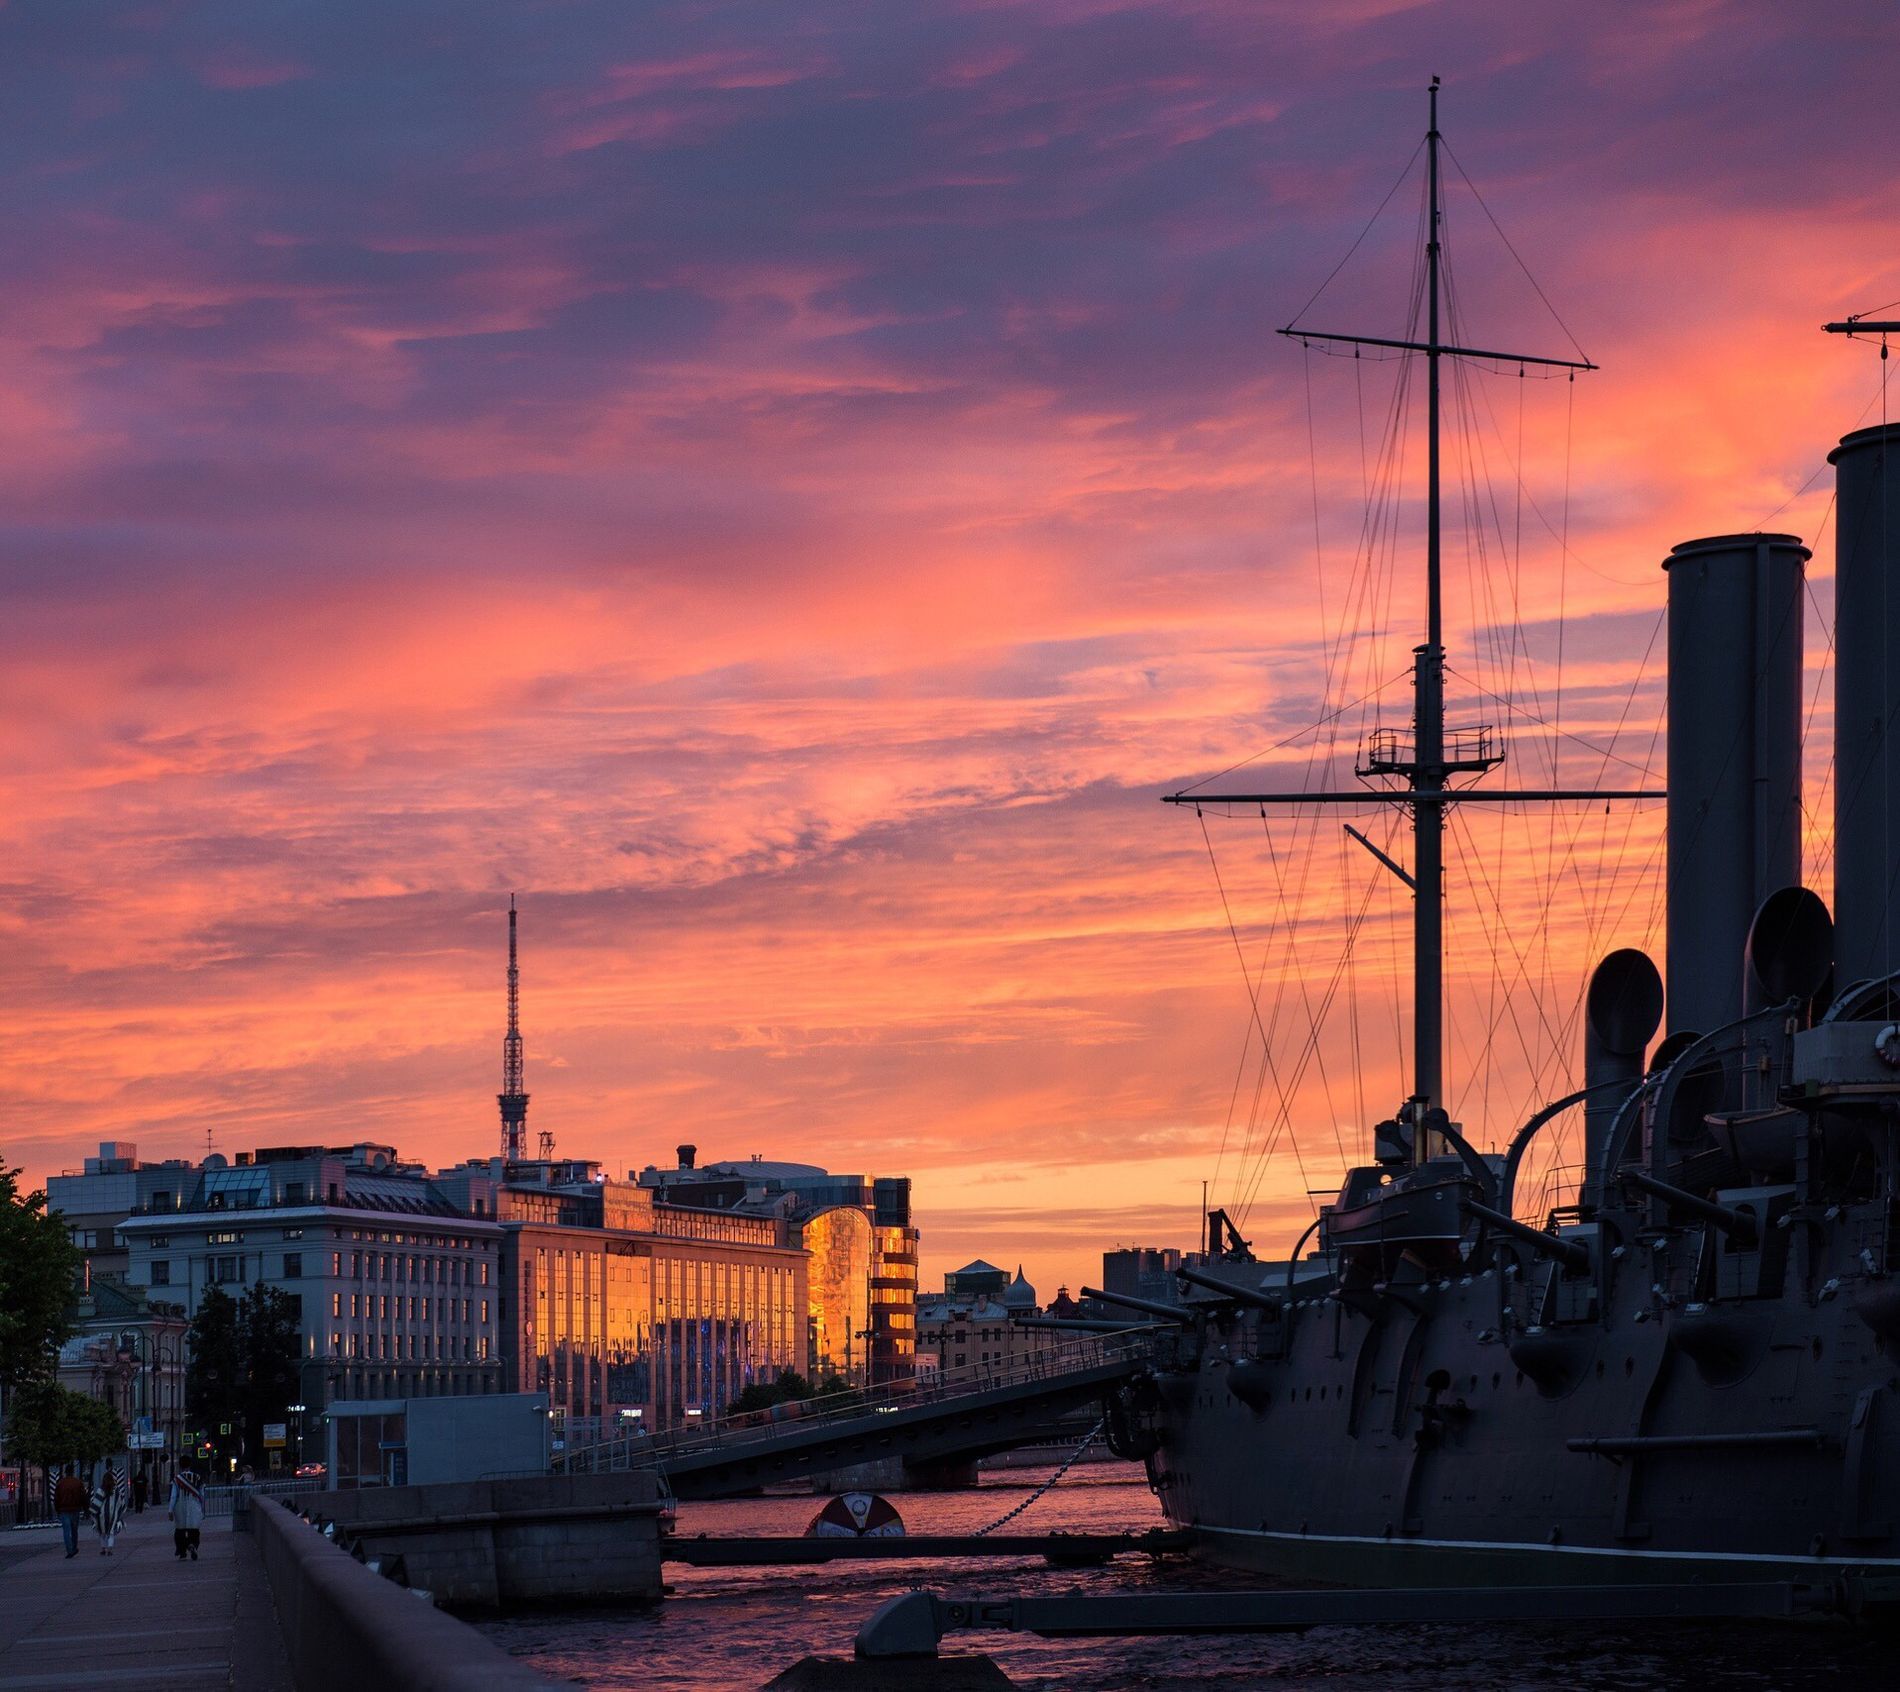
[1002,1265,1038,1310]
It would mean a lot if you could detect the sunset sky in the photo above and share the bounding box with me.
[8,1,1899,1300]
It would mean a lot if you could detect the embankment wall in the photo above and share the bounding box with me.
[306,1471,665,1608]
[255,1496,558,1691]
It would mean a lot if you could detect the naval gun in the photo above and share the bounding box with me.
[1619,1168,1760,1246]
[1174,1264,1283,1311]
[1460,1200,1592,1271]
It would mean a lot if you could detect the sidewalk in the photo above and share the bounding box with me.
[0,1507,292,1691]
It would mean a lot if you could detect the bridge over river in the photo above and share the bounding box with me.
[557,1327,1166,1499]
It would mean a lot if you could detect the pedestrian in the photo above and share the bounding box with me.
[132,1469,149,1515]
[168,1465,204,1561]
[53,1464,88,1559]
[91,1458,127,1556]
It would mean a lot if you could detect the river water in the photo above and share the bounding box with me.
[478,1464,1891,1690]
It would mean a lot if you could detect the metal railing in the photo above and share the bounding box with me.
[559,1327,1165,1476]
[203,1477,327,1517]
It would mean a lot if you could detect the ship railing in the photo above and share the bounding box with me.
[557,1326,1164,1475]
[1528,1161,1583,1229]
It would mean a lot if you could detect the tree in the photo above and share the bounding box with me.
[186,1283,301,1472]
[185,1285,244,1470]
[0,1164,78,1394]
[724,1369,815,1418]
[238,1284,301,1470]
[6,1378,125,1515]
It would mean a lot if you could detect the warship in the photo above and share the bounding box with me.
[1107,83,1900,1587]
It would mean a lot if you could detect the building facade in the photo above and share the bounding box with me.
[47,1142,202,1291]
[503,1222,807,1442]
[636,1152,919,1386]
[53,1279,188,1485]
[1101,1246,1185,1307]
[915,1267,1040,1383]
[51,1135,915,1455]
[115,1145,506,1439]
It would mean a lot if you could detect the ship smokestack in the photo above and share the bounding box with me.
[1582,948,1662,1209]
[1662,533,1807,1035]
[1830,422,1900,992]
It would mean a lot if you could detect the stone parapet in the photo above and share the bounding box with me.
[255,1498,558,1690]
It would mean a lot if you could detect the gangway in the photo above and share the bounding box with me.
[557,1327,1169,1500]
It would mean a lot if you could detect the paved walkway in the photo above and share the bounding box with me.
[0,1509,292,1691]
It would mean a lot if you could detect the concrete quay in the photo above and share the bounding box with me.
[0,1510,290,1692]
[297,1470,666,1609]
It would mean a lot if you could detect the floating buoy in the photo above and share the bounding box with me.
[805,1491,905,1538]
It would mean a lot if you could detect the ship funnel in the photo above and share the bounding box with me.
[1582,948,1662,1208]
[1742,885,1833,1019]
[1663,533,1807,1035]
[1831,423,1900,995]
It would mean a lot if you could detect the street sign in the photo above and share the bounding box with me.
[128,1432,167,1450]
[219,1423,232,1436]
[263,1423,287,1448]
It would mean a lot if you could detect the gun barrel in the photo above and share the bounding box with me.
[1080,1286,1200,1325]
[1015,1317,1165,1333]
[1463,1200,1592,1272]
[1176,1265,1281,1311]
[1621,1170,1759,1245]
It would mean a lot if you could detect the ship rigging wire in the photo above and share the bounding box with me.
[1196,122,1689,1235]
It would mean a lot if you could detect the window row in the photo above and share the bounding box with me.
[327,1251,489,1286]
[326,1331,490,1361]
[327,1292,488,1325]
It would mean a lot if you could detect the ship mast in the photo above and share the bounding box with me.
[1417,75,1446,1110]
[1165,80,1644,1148]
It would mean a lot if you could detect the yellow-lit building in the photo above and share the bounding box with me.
[481,1167,810,1443]
[636,1152,919,1387]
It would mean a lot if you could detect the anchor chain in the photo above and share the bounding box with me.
[972,1416,1107,1537]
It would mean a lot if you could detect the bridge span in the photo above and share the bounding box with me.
[558,1328,1165,1500]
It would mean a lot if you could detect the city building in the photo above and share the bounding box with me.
[1101,1245,1186,1308]
[38,904,927,1458]
[115,1143,508,1442]
[47,1142,201,1291]
[915,1266,1041,1382]
[53,1279,188,1485]
[942,1258,1010,1300]
[327,1391,550,1490]
[636,1148,918,1386]
[68,1137,818,1451]
[467,1156,810,1445]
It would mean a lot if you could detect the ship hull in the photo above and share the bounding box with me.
[1145,1265,1900,1587]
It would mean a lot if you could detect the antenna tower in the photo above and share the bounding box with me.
[499,894,529,1162]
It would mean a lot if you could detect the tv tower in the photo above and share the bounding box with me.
[499,894,529,1163]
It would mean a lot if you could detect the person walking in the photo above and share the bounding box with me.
[131,1469,148,1514]
[91,1458,128,1556]
[168,1465,204,1561]
[53,1464,88,1559]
